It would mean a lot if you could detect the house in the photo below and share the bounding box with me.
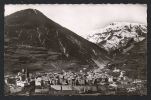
[16,80,28,87]
[35,77,42,86]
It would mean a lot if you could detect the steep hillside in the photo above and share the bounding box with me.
[4,9,111,73]
[109,39,147,80]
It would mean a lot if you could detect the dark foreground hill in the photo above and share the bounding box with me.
[109,39,147,80]
[4,9,111,74]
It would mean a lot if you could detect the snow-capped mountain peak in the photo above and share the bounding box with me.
[87,22,147,53]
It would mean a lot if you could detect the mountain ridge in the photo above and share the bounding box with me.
[87,22,147,80]
[87,22,147,55]
[5,9,111,73]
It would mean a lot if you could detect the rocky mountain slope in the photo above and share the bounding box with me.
[87,22,147,55]
[87,22,147,80]
[4,9,111,74]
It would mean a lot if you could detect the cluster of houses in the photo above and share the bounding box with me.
[4,67,146,95]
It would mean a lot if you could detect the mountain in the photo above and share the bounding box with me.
[125,39,147,79]
[4,9,111,74]
[87,22,147,80]
[87,22,147,55]
[108,39,147,80]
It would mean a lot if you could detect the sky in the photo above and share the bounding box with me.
[5,4,147,38]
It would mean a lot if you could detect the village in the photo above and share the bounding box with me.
[4,65,147,96]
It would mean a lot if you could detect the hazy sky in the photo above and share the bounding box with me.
[5,4,147,38]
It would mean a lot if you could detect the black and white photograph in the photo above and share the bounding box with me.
[4,4,147,96]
